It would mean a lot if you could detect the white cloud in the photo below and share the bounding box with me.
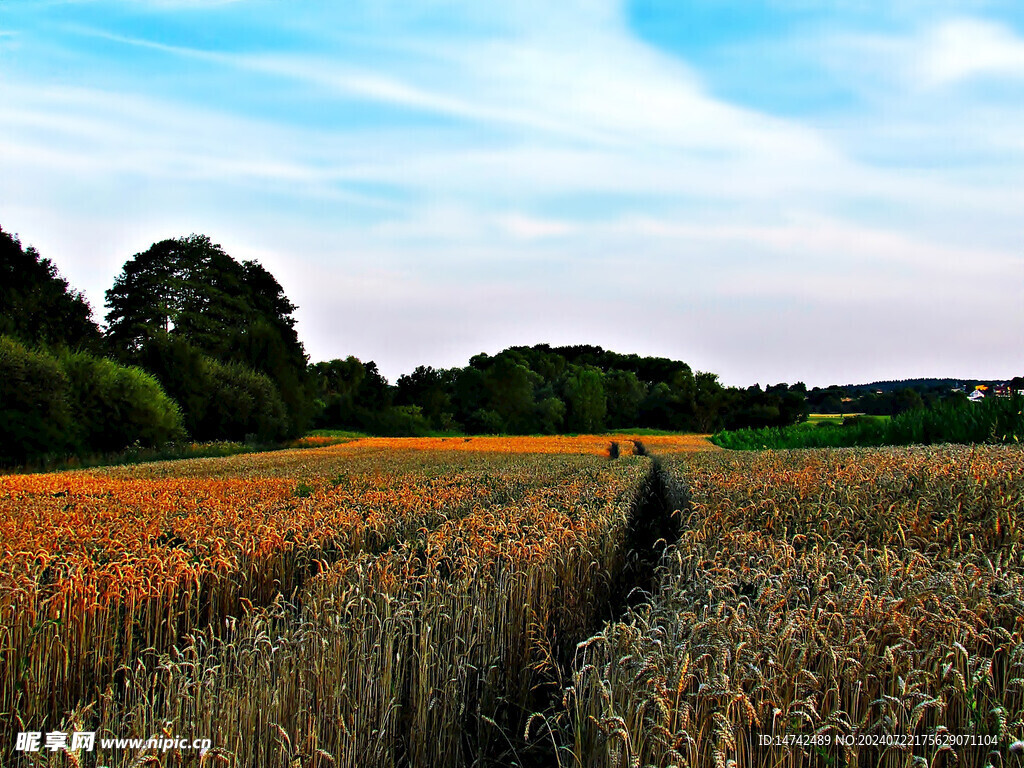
[2,1,1023,384]
[495,212,576,240]
[916,18,1024,86]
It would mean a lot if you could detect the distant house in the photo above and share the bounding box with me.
[966,383,1021,401]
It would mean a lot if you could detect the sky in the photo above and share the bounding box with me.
[1,0,1022,388]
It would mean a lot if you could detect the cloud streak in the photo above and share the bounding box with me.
[0,1,1022,385]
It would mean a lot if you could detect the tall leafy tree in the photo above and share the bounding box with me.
[235,260,308,400]
[604,369,645,428]
[0,227,101,350]
[308,357,400,432]
[106,235,310,433]
[105,235,249,355]
[693,371,726,432]
[396,365,453,429]
[564,366,607,433]
[484,355,541,433]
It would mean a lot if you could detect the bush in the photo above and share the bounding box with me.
[60,352,185,453]
[136,335,291,443]
[365,405,433,436]
[0,336,73,465]
[468,408,505,435]
[134,332,209,438]
[197,359,290,442]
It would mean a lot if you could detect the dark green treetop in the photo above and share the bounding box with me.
[0,227,102,351]
[105,234,311,434]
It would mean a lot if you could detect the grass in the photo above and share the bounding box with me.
[714,397,1023,450]
[805,412,891,425]
[305,429,370,438]
[806,412,849,424]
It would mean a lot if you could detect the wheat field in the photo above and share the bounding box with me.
[4,439,1021,767]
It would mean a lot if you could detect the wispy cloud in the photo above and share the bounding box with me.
[1,1,1022,384]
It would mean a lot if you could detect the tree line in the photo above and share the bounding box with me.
[309,349,810,437]
[1,226,959,466]
[804,379,1024,416]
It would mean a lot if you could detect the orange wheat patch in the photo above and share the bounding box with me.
[344,435,618,455]
[614,433,722,453]
[338,433,720,456]
[1,448,647,747]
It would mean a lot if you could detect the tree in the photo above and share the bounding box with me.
[197,359,290,442]
[0,336,184,464]
[564,367,607,433]
[451,367,487,427]
[765,382,809,425]
[132,332,287,442]
[604,369,645,428]
[309,357,368,428]
[535,396,566,434]
[483,355,541,433]
[233,261,310,430]
[0,227,101,351]
[106,235,309,434]
[136,332,210,437]
[396,366,453,429]
[693,371,726,432]
[105,235,243,355]
[308,358,395,432]
[891,388,925,415]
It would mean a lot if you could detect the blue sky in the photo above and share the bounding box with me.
[1,1,1022,386]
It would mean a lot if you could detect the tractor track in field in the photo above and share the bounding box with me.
[479,454,692,768]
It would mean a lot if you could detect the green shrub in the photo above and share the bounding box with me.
[197,359,290,442]
[468,408,505,435]
[365,405,433,437]
[136,335,290,443]
[134,332,209,438]
[0,336,73,465]
[60,352,185,453]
